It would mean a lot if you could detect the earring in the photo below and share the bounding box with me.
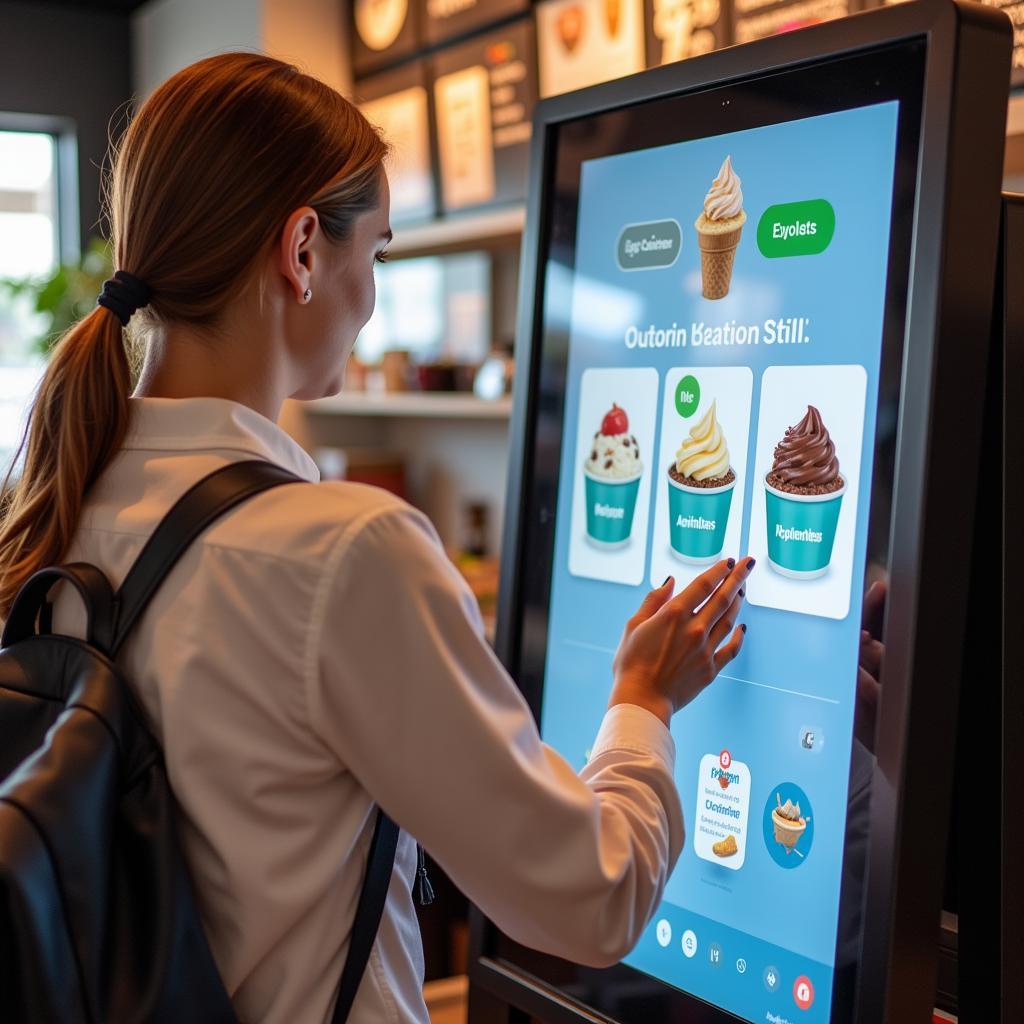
[303,288,312,302]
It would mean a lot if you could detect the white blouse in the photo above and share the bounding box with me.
[50,397,684,1024]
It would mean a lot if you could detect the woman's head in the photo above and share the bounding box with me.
[0,53,389,612]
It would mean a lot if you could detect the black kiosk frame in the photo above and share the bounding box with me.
[469,3,1012,1023]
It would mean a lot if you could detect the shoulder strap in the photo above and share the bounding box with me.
[110,457,400,1022]
[109,459,301,656]
[331,809,400,1024]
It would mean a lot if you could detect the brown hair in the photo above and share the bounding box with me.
[0,52,387,614]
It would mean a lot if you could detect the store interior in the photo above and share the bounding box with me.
[0,2,1020,1022]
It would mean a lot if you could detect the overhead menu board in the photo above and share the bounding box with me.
[645,0,728,65]
[357,63,436,224]
[877,0,1024,83]
[421,0,530,46]
[732,0,851,43]
[352,0,419,76]
[433,18,537,210]
[535,0,646,98]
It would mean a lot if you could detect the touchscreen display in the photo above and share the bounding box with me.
[538,101,901,1022]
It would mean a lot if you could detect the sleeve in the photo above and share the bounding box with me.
[306,504,685,967]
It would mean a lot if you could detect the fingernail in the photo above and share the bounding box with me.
[746,557,756,570]
[727,558,736,569]
[662,575,673,587]
[739,588,745,598]
[741,623,747,633]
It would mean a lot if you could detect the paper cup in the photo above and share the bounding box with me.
[667,468,735,564]
[764,475,845,579]
[584,467,642,548]
[772,810,807,852]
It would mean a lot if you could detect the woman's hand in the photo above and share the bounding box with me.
[609,558,754,727]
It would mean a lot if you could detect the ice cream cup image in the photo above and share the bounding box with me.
[584,466,642,547]
[668,473,735,563]
[583,402,643,548]
[764,405,845,580]
[772,794,808,855]
[695,155,746,300]
[666,399,735,563]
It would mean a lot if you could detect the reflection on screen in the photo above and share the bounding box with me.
[540,101,900,1023]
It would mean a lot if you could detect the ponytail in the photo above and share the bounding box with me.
[0,51,385,615]
[0,305,131,612]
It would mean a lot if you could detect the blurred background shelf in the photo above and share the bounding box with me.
[388,206,526,258]
[308,392,513,419]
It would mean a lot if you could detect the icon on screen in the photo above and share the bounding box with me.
[763,965,780,992]
[655,919,672,948]
[681,929,698,959]
[736,958,747,975]
[793,975,815,1010]
[799,726,825,753]
[708,942,723,967]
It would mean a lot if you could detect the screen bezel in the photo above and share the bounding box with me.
[469,4,1012,1023]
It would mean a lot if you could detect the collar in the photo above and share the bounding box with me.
[125,397,320,483]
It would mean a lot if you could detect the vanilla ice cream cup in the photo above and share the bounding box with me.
[667,468,735,564]
[584,466,642,547]
[765,475,845,579]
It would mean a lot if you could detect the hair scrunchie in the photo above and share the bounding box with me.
[96,270,152,326]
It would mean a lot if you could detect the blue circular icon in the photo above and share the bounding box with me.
[763,782,814,868]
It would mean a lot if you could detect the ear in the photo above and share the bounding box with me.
[278,206,320,303]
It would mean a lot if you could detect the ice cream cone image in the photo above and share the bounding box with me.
[558,5,585,53]
[695,155,745,299]
[605,0,622,36]
[771,793,807,854]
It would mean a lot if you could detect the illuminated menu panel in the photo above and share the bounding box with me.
[645,0,728,65]
[536,0,646,98]
[421,0,530,46]
[357,62,436,224]
[352,0,419,75]
[433,19,537,210]
[731,0,851,44]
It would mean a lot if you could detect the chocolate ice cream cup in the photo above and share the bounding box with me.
[584,466,642,548]
[764,475,845,579]
[667,467,735,564]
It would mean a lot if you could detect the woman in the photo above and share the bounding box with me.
[0,54,752,1024]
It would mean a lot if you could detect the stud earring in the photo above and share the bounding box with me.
[303,288,312,302]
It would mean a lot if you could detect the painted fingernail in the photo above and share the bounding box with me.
[746,557,756,570]
[727,557,736,569]
[741,623,747,633]
[739,588,745,598]
[662,575,673,587]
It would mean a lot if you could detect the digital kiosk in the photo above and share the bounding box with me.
[469,4,1013,1023]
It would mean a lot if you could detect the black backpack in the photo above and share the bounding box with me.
[0,460,399,1024]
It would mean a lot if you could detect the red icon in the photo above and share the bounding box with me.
[793,975,815,1010]
[719,749,732,770]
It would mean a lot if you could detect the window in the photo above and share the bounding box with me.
[0,129,63,470]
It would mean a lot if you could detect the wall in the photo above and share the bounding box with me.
[133,0,350,100]
[132,0,263,98]
[0,0,132,249]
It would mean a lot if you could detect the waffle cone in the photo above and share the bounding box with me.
[696,220,743,299]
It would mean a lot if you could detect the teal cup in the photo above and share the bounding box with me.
[584,468,642,547]
[667,469,735,564]
[764,476,846,579]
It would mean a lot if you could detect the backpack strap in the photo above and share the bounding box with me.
[109,457,401,1023]
[331,809,401,1024]
[109,459,301,656]
[2,563,116,650]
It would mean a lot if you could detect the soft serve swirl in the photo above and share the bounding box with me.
[770,405,840,486]
[675,400,730,481]
[703,155,744,221]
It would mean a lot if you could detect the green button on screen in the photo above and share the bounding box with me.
[757,200,835,258]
